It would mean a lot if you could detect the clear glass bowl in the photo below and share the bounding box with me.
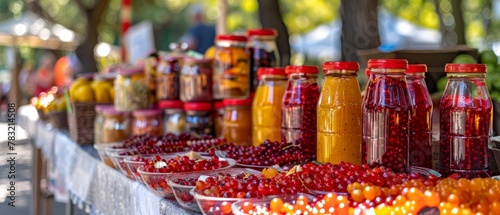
[94,142,128,169]
[124,153,185,182]
[231,194,313,215]
[108,149,138,179]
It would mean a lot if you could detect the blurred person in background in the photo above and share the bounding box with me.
[34,52,56,96]
[18,60,36,103]
[183,4,216,54]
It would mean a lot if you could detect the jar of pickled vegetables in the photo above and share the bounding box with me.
[252,68,287,146]
[180,58,213,102]
[156,56,181,100]
[132,109,163,136]
[222,97,253,146]
[213,101,225,138]
[282,66,320,155]
[158,100,185,135]
[102,108,131,143]
[247,29,280,92]
[406,64,433,169]
[440,64,492,178]
[184,102,214,136]
[213,35,250,99]
[94,105,113,144]
[362,59,411,173]
[114,67,150,111]
[317,62,362,165]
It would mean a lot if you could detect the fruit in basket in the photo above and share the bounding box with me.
[72,84,95,102]
[69,77,115,102]
[453,54,477,64]
[92,81,113,103]
[480,50,498,64]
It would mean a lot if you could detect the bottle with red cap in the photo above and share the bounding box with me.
[184,102,214,136]
[362,59,411,173]
[406,64,433,169]
[222,96,253,146]
[282,65,320,155]
[247,29,280,92]
[439,63,493,178]
[317,62,362,165]
[213,34,250,99]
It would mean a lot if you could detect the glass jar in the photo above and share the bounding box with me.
[156,56,181,100]
[184,102,214,136]
[247,29,280,92]
[145,55,159,104]
[132,109,163,136]
[213,35,250,99]
[406,64,433,169]
[362,59,411,173]
[114,67,150,111]
[282,66,320,155]
[102,108,131,143]
[440,64,493,178]
[222,97,253,146]
[317,62,362,165]
[158,100,185,135]
[213,101,225,138]
[94,105,113,144]
[180,58,213,102]
[252,68,287,146]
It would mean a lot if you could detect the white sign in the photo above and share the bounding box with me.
[124,21,155,64]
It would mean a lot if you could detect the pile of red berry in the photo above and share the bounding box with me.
[141,155,230,173]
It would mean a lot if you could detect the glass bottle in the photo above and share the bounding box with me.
[213,35,250,99]
[440,63,493,178]
[282,66,320,155]
[406,64,433,168]
[252,68,287,146]
[362,59,411,173]
[247,29,280,92]
[180,58,213,102]
[156,56,181,100]
[317,62,362,165]
[158,100,185,135]
[222,97,253,146]
[213,101,225,138]
[102,108,131,143]
[132,109,163,136]
[114,67,150,111]
[94,105,113,144]
[184,102,214,136]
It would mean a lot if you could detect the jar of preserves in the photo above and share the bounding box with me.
[406,64,433,168]
[158,100,185,135]
[156,56,181,100]
[213,35,250,99]
[252,68,287,146]
[282,66,320,155]
[362,59,411,173]
[145,55,159,104]
[440,64,492,178]
[132,109,163,136]
[317,62,362,165]
[184,102,214,136]
[213,101,225,138]
[94,105,113,143]
[222,97,253,146]
[180,58,213,102]
[114,67,150,111]
[102,108,131,143]
[247,29,280,92]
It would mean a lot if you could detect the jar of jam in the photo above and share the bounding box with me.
[317,62,362,165]
[362,59,411,173]
[440,64,493,178]
[184,102,214,136]
[180,58,213,102]
[213,35,250,99]
[94,105,113,144]
[156,56,181,100]
[406,64,433,168]
[222,97,253,146]
[102,108,131,143]
[132,109,163,136]
[247,29,280,92]
[282,66,320,155]
[213,101,225,138]
[114,67,150,111]
[252,68,287,146]
[158,100,186,135]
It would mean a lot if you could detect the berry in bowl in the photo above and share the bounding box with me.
[108,149,140,179]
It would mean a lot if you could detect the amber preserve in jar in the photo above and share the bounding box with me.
[317,62,362,165]
[184,102,214,136]
[114,67,150,111]
[158,100,185,135]
[132,109,163,136]
[180,58,213,102]
[222,97,253,146]
[156,56,181,100]
[94,105,113,144]
[102,108,131,143]
[213,35,250,99]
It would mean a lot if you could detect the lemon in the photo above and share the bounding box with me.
[109,88,115,102]
[452,54,477,64]
[73,85,95,102]
[204,46,217,59]
[94,84,112,103]
[69,78,90,101]
[480,50,498,64]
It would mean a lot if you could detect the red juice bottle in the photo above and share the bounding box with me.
[439,64,493,178]
[406,64,433,168]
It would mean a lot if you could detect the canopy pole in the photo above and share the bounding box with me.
[121,0,131,63]
[217,0,228,35]
[8,48,21,108]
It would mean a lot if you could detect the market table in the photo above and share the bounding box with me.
[17,105,198,215]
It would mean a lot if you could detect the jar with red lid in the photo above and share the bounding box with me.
[247,29,280,92]
[132,109,163,136]
[156,56,181,100]
[362,59,411,173]
[102,108,131,143]
[114,67,150,111]
[184,102,214,136]
[222,97,253,146]
[281,66,320,155]
[213,101,225,138]
[440,64,493,178]
[406,64,433,168]
[180,58,213,102]
[158,100,185,135]
[213,35,250,99]
[94,105,113,144]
